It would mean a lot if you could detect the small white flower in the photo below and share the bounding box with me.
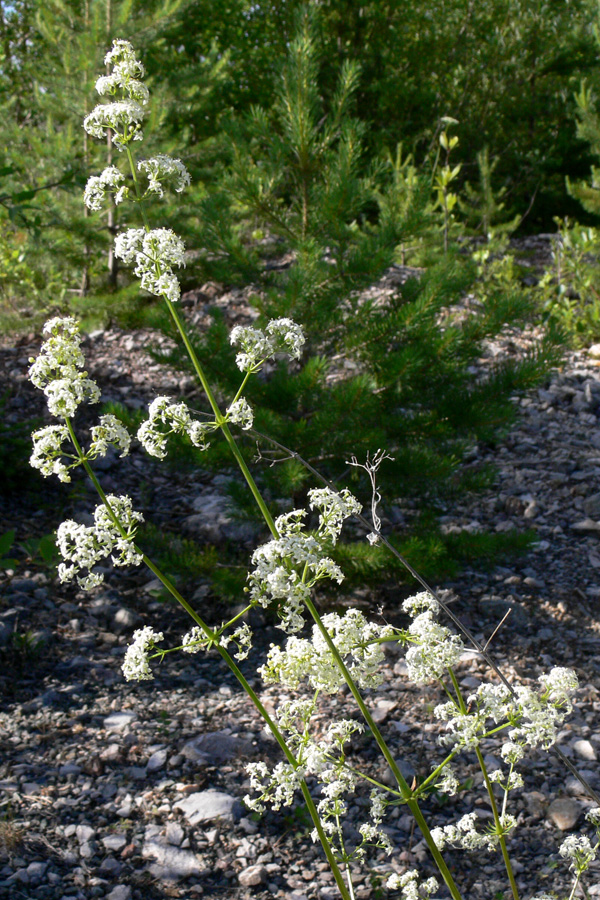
[137,155,191,197]
[387,870,438,900]
[436,766,461,795]
[56,494,144,589]
[559,834,597,874]
[29,317,100,418]
[182,626,207,654]
[30,424,73,482]
[114,228,185,301]
[83,100,146,148]
[308,487,362,544]
[89,414,131,458]
[137,396,211,458]
[229,318,305,372]
[265,318,305,359]
[226,397,254,429]
[104,39,145,78]
[84,166,128,210]
[260,609,393,692]
[122,626,164,681]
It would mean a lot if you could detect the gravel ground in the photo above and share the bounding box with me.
[3,247,600,900]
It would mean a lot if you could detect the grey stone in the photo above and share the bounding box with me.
[142,839,208,881]
[106,887,132,900]
[548,797,581,830]
[238,864,268,887]
[583,493,600,520]
[79,842,95,859]
[75,825,96,844]
[174,790,242,825]
[478,596,529,628]
[104,712,137,732]
[113,608,140,632]
[573,739,597,761]
[102,834,127,852]
[26,862,48,882]
[165,822,184,846]
[146,749,168,772]
[182,731,251,764]
[98,857,122,876]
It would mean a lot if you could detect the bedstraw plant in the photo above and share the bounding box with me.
[27,40,600,900]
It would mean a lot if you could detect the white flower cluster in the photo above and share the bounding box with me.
[558,834,597,875]
[435,669,578,755]
[356,789,394,858]
[137,396,212,459]
[402,591,464,684]
[488,769,524,790]
[230,318,305,372]
[122,626,164,681]
[84,40,148,149]
[386,870,439,900]
[28,317,100,418]
[29,414,130,483]
[182,625,207,654]
[30,424,73,482]
[89,414,131,459]
[245,760,304,812]
[435,765,461,796]
[430,810,516,852]
[84,166,129,211]
[247,488,361,632]
[181,622,253,660]
[261,609,393,693]
[84,99,146,148]
[114,228,185,302]
[246,704,390,860]
[226,397,254,430]
[56,494,143,590]
[137,155,191,197]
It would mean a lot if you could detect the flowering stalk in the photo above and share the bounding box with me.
[31,39,594,900]
[121,142,281,538]
[60,391,354,899]
[447,667,520,900]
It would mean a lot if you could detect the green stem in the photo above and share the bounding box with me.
[140,556,351,900]
[124,145,279,539]
[68,431,351,900]
[304,596,463,900]
[122,142,459,899]
[447,671,519,900]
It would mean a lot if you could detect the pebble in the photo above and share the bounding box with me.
[103,711,138,732]
[142,839,208,881]
[174,790,242,825]
[548,797,581,830]
[573,739,597,761]
[238,864,268,886]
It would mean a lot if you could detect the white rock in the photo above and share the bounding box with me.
[104,711,137,732]
[142,839,207,881]
[238,864,267,887]
[573,739,597,761]
[75,824,95,844]
[174,790,241,825]
[102,833,127,851]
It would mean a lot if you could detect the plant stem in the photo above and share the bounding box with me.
[68,425,351,900]
[121,142,460,899]
[124,144,279,538]
[304,595,463,900]
[448,670,520,900]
